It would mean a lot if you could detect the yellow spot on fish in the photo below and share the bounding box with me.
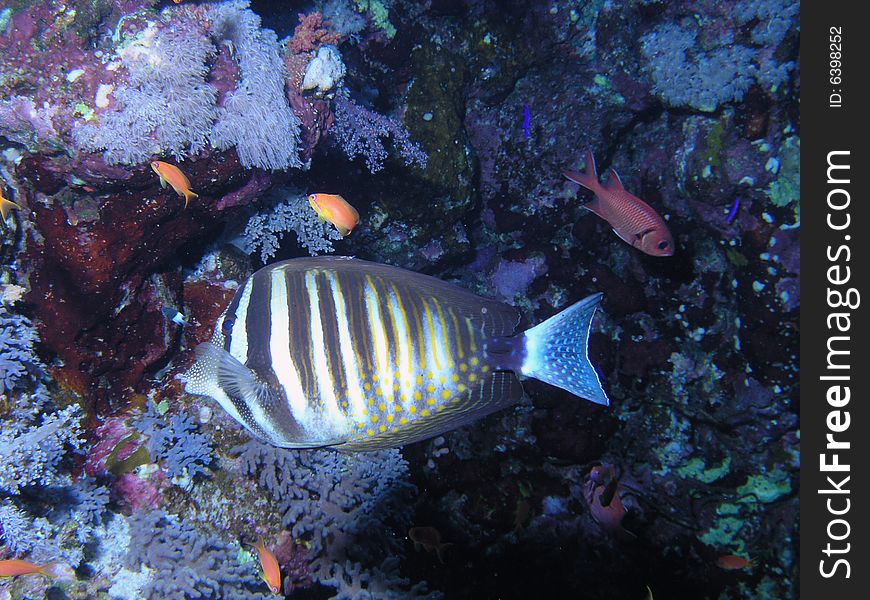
[400,393,407,401]
[367,428,375,436]
[371,414,379,423]
[439,376,446,385]
[416,375,424,385]
[427,398,436,406]
[409,406,417,414]
[451,374,460,382]
[441,390,451,400]
[469,373,478,382]
[460,363,468,372]
[471,357,479,366]
[481,365,490,373]
[393,382,400,391]
[386,414,395,423]
[426,384,435,393]
[376,387,383,396]
[458,384,467,393]
[373,374,379,382]
[400,417,409,425]
[421,409,431,417]
[379,403,387,412]
[428,372,435,379]
[379,425,387,432]
[414,391,422,401]
[394,404,402,413]
[364,382,372,391]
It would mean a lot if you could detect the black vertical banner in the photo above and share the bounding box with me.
[801,3,870,598]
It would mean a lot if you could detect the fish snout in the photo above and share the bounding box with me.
[641,230,675,256]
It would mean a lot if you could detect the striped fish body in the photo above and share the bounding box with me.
[184,257,608,451]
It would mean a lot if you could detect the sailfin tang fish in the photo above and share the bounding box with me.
[564,150,674,256]
[184,257,607,451]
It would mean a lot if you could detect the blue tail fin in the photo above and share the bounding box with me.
[520,293,609,405]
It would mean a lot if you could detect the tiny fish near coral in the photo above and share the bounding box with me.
[715,554,757,570]
[248,539,282,594]
[151,161,199,209]
[0,558,57,579]
[564,150,674,256]
[583,465,635,538]
[307,193,359,236]
[0,185,21,221]
[408,526,452,563]
[184,256,608,451]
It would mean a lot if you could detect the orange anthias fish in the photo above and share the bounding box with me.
[716,554,757,570]
[564,150,674,256]
[151,161,199,208]
[583,465,635,539]
[0,558,56,579]
[0,186,22,221]
[408,526,453,563]
[249,539,282,595]
[308,193,359,236]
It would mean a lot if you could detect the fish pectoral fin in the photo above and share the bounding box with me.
[158,176,168,189]
[197,342,276,406]
[612,228,634,245]
[636,227,657,241]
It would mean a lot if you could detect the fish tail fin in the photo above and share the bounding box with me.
[519,292,608,405]
[184,190,198,208]
[37,561,61,578]
[563,150,601,195]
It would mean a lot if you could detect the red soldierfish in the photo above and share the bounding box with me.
[564,151,674,256]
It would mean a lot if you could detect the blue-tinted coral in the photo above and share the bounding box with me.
[331,95,428,173]
[0,306,43,393]
[209,0,303,171]
[72,20,217,165]
[133,400,213,479]
[0,404,83,495]
[233,440,441,599]
[126,510,272,599]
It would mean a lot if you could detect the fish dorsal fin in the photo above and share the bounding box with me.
[273,257,521,337]
[603,168,625,192]
[339,371,524,451]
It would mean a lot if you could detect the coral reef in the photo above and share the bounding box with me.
[1,0,798,598]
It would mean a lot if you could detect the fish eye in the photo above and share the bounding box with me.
[658,241,669,250]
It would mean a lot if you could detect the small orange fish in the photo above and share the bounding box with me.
[583,465,635,539]
[151,161,199,208]
[0,558,56,579]
[716,554,757,570]
[249,539,282,595]
[0,186,21,221]
[308,193,359,236]
[408,526,453,563]
[564,151,674,256]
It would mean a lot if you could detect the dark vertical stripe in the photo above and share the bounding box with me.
[283,268,314,402]
[316,270,346,403]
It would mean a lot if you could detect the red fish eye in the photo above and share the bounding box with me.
[658,241,669,250]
